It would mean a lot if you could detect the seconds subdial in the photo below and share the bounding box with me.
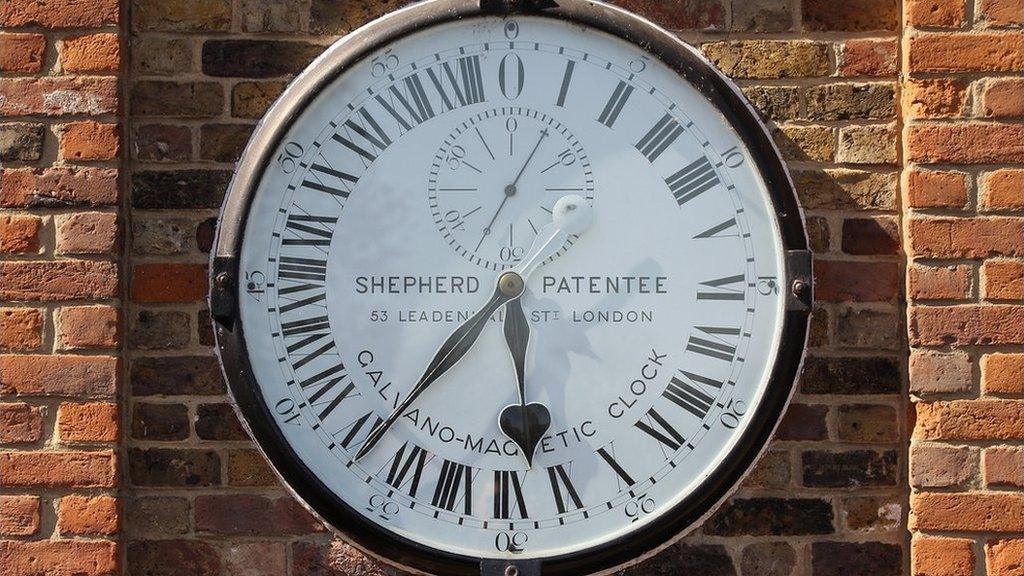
[429,107,594,271]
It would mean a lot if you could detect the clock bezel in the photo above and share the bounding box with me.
[209,1,813,575]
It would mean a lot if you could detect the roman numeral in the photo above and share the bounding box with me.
[385,442,427,497]
[697,274,746,301]
[333,411,382,449]
[493,470,528,519]
[431,460,473,514]
[333,108,391,164]
[278,256,327,283]
[686,326,740,362]
[597,80,633,127]
[297,363,350,420]
[694,217,738,239]
[636,113,685,162]
[425,55,485,111]
[301,159,358,199]
[635,407,685,451]
[666,156,720,206]
[596,446,635,488]
[281,314,331,359]
[547,464,583,514]
[279,291,326,313]
[283,214,336,247]
[664,375,715,419]
[555,60,575,107]
[376,73,436,132]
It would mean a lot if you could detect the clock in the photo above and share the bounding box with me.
[209,1,813,575]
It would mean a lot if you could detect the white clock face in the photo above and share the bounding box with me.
[235,14,787,562]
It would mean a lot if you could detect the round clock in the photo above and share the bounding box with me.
[209,1,812,574]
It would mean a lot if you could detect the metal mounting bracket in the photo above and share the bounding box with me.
[480,559,543,576]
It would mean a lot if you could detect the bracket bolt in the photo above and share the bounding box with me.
[792,279,808,297]
[504,566,519,576]
[215,272,231,289]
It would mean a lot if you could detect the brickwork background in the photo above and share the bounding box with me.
[902,1,1024,575]
[0,0,1020,575]
[0,0,123,573]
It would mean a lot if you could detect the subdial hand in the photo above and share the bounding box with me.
[353,195,592,462]
[475,128,549,251]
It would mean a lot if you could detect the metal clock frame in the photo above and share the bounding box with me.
[209,1,813,574]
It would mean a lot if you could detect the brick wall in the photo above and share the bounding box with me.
[0,0,123,573]
[0,0,1020,575]
[903,1,1024,575]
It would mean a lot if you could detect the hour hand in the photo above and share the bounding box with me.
[498,297,550,467]
[354,276,518,461]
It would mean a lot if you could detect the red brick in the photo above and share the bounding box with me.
[909,264,973,300]
[912,536,975,576]
[841,217,900,255]
[985,448,1024,487]
[56,305,118,349]
[908,217,1024,258]
[910,443,977,487]
[911,492,1024,532]
[0,355,117,397]
[131,263,208,303]
[0,33,45,73]
[987,539,1024,576]
[981,0,1024,26]
[803,0,899,31]
[910,350,973,394]
[0,495,40,536]
[905,169,970,209]
[910,305,1024,346]
[195,495,324,535]
[0,77,118,116]
[59,121,120,161]
[58,495,118,536]
[915,399,1024,440]
[0,450,116,488]
[902,78,968,119]
[0,402,43,444]
[60,33,119,73]
[0,0,119,28]
[0,215,41,254]
[984,259,1024,300]
[907,123,1024,164]
[0,539,117,576]
[610,0,727,30]
[55,212,119,255]
[983,78,1024,118]
[815,260,900,301]
[839,39,897,76]
[982,169,1024,211]
[0,260,118,301]
[906,0,966,27]
[909,32,1024,72]
[58,402,118,442]
[984,353,1024,394]
[0,308,42,351]
[0,167,118,208]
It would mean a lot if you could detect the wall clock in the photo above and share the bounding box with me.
[209,1,813,574]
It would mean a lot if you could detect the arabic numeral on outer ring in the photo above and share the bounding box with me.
[495,531,528,553]
[276,142,304,173]
[721,145,745,168]
[504,20,520,40]
[499,53,525,100]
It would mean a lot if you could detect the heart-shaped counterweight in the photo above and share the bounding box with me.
[499,402,552,467]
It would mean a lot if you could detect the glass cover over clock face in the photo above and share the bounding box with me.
[235,14,787,562]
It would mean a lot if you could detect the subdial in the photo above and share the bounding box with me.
[429,107,594,271]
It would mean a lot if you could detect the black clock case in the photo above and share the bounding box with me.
[209,1,813,575]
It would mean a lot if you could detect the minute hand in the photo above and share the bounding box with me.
[353,283,514,461]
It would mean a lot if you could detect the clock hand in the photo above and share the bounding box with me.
[353,274,520,461]
[475,128,550,251]
[498,296,551,467]
[354,195,592,461]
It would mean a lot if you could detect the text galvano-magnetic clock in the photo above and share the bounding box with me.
[209,1,813,574]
